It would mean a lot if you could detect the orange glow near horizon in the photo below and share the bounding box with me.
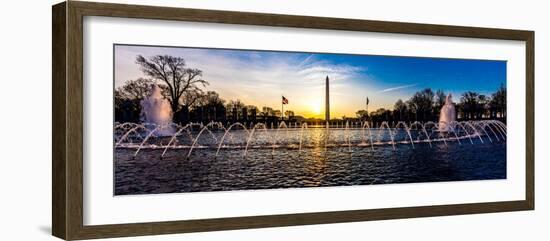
[307,99,322,117]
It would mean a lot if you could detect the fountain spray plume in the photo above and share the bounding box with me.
[439,94,456,132]
[140,84,174,136]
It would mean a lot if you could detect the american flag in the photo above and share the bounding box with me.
[282,96,289,105]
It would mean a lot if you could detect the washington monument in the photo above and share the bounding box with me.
[325,75,330,123]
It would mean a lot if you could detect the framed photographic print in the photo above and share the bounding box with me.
[52,1,534,240]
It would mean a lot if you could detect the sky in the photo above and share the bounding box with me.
[114,44,506,119]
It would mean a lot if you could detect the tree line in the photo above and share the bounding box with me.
[355,85,506,124]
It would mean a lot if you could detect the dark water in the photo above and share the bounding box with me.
[114,140,506,195]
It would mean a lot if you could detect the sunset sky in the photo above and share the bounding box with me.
[114,44,506,119]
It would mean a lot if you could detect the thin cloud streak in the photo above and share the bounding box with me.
[378,83,418,93]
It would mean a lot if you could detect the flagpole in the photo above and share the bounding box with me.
[281,95,284,121]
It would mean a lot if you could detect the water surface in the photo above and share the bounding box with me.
[114,132,506,195]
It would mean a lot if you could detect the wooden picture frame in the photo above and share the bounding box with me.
[52,1,534,240]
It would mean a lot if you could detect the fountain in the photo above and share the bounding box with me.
[140,84,174,136]
[114,119,507,159]
[113,73,509,196]
[114,80,506,160]
[438,94,456,132]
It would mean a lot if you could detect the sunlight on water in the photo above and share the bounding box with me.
[114,120,507,195]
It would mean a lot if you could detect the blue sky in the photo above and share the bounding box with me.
[115,45,506,118]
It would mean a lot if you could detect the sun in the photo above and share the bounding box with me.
[308,99,322,115]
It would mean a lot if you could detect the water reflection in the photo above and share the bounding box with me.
[115,138,506,195]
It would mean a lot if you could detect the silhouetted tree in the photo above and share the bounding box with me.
[226,100,245,120]
[477,94,490,119]
[369,108,393,125]
[284,110,295,118]
[180,88,204,109]
[261,106,275,120]
[190,91,227,122]
[459,91,485,119]
[135,55,208,115]
[435,89,446,106]
[114,78,155,101]
[490,84,506,118]
[431,90,447,120]
[247,105,258,121]
[273,110,282,119]
[114,78,158,122]
[355,110,369,120]
[407,88,434,121]
[393,99,407,121]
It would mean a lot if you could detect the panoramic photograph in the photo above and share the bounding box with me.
[113,44,507,195]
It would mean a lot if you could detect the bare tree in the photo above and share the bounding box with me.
[196,91,225,107]
[180,88,205,110]
[135,55,208,113]
[114,78,156,101]
[393,99,407,120]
